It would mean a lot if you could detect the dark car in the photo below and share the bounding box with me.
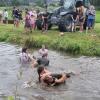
[36,0,91,32]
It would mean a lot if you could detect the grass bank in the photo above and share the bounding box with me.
[0,24,100,56]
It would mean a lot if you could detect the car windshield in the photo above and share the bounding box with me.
[64,0,76,10]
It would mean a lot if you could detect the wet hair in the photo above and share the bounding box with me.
[37,66,45,82]
[66,74,71,78]
[76,1,83,8]
[22,47,27,53]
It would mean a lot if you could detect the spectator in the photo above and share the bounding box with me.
[24,12,32,33]
[86,5,96,33]
[19,10,23,23]
[33,10,37,30]
[30,14,35,31]
[0,10,3,23]
[70,10,79,32]
[77,1,85,33]
[12,7,16,19]
[41,12,48,33]
[3,9,8,24]
[13,8,20,27]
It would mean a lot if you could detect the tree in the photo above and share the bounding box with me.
[11,0,20,6]
[35,0,44,7]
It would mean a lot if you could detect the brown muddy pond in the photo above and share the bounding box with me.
[0,42,100,100]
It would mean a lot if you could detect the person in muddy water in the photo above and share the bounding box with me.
[38,45,49,66]
[37,54,49,66]
[37,66,73,86]
[20,47,37,67]
[39,45,48,58]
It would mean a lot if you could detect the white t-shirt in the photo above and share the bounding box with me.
[3,11,8,18]
[39,49,48,57]
[20,52,31,64]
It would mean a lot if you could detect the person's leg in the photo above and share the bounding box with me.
[80,22,84,32]
[90,19,94,33]
[31,59,38,68]
[45,23,48,32]
[71,22,74,32]
[86,19,90,34]
[44,22,46,31]
[42,23,45,33]
[34,21,36,30]
[5,17,8,24]
[79,18,85,32]
[25,27,29,34]
[74,22,77,32]
[92,19,95,29]
[14,19,16,27]
[16,19,19,27]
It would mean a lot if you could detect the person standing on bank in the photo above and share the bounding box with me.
[86,5,96,33]
[3,9,8,24]
[76,1,85,33]
[41,12,48,33]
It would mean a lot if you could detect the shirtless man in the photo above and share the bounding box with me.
[37,66,71,86]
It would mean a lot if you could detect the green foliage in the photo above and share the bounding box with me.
[96,11,100,23]
[11,0,20,6]
[6,34,22,44]
[24,35,51,48]
[35,0,44,7]
[8,96,14,100]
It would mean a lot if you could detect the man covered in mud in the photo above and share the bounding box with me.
[37,66,73,86]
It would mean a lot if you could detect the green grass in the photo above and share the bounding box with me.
[96,11,100,23]
[0,23,100,56]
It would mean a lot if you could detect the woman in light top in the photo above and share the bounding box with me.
[20,47,37,67]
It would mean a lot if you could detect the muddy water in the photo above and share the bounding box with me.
[0,42,100,100]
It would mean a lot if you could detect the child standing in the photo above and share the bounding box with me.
[86,5,95,33]
[71,11,79,32]
[3,9,8,24]
[30,15,35,30]
[24,12,32,33]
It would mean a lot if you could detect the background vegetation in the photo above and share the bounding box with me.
[0,22,100,56]
[0,0,100,8]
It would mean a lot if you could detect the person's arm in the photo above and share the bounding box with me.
[91,10,96,16]
[55,73,66,83]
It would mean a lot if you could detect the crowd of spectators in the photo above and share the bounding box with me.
[0,3,96,34]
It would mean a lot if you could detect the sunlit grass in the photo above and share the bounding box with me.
[0,23,100,56]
